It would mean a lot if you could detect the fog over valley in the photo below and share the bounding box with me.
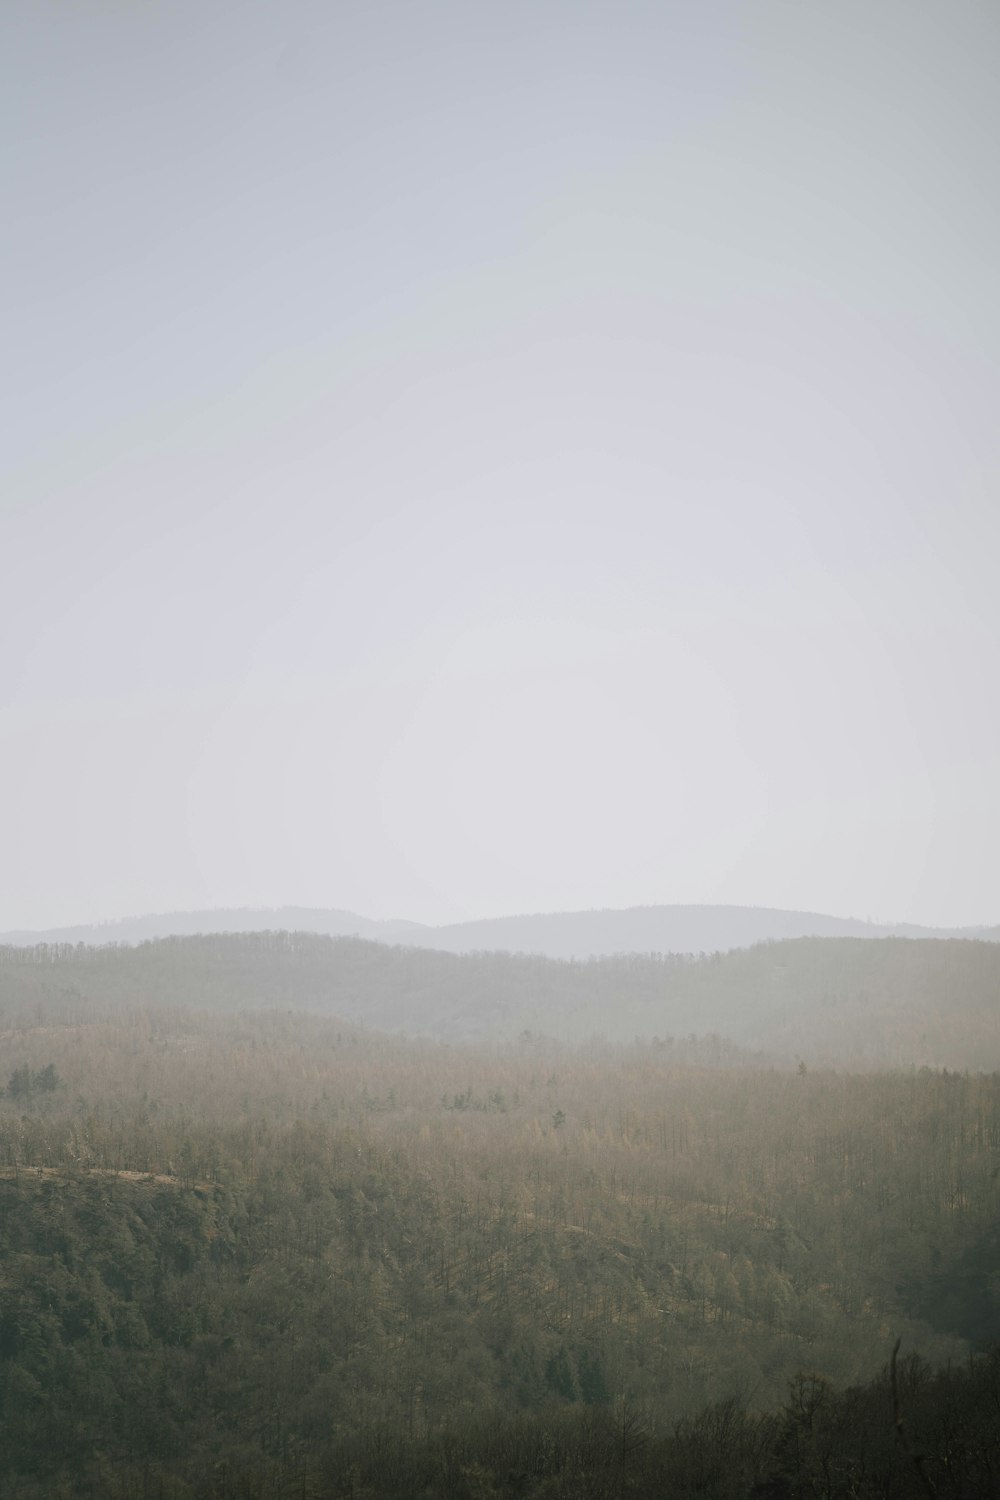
[3,0,999,1494]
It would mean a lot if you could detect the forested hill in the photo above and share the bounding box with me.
[2,992,1000,1496]
[3,931,999,1070]
[3,901,997,956]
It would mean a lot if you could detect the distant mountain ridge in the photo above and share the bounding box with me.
[1,902,997,957]
[0,906,421,949]
[408,904,1000,958]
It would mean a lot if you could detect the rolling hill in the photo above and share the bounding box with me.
[3,902,997,957]
[3,929,998,1070]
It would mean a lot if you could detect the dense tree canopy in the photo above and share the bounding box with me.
[2,931,999,1495]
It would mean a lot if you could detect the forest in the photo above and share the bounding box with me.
[1,933,999,1497]
[3,929,1000,1068]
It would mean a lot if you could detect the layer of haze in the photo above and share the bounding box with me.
[3,0,998,932]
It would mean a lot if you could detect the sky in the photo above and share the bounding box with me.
[2,0,999,932]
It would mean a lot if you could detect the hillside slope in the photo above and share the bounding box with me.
[1,998,998,1497]
[3,931,999,1069]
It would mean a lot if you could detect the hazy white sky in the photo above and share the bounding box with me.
[3,0,998,931]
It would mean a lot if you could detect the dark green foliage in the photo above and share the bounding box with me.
[5,1065,34,1099]
[544,1347,577,1402]
[5,1063,61,1099]
[900,1220,1000,1347]
[577,1349,610,1405]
